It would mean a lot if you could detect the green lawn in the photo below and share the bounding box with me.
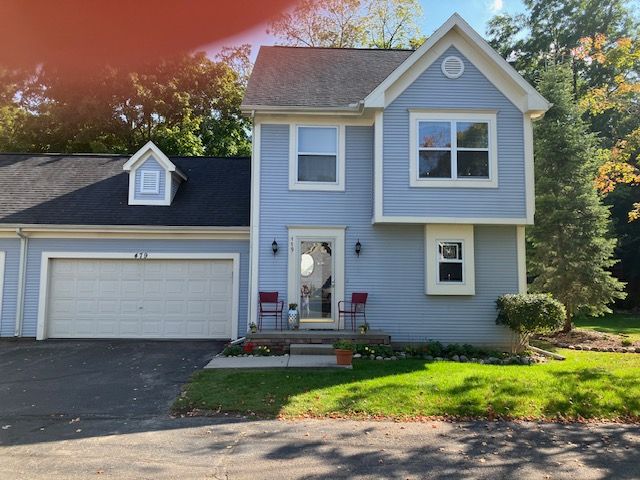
[174,350,640,422]
[575,313,640,341]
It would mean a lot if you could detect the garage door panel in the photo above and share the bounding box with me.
[47,258,234,339]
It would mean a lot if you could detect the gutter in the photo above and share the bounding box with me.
[14,228,28,337]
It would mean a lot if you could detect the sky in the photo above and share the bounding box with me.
[206,0,528,60]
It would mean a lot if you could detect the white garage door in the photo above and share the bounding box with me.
[46,258,234,339]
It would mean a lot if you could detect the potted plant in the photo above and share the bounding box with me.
[359,323,369,335]
[333,340,354,366]
[249,322,258,334]
[288,303,299,330]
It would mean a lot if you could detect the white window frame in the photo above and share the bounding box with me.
[425,225,475,295]
[289,124,346,191]
[437,240,464,284]
[409,111,498,188]
[139,170,161,194]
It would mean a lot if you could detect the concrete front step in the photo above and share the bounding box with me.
[290,344,335,356]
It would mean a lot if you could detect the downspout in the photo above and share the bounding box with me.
[14,228,28,337]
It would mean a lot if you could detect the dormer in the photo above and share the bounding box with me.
[123,141,187,206]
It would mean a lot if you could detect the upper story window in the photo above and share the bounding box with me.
[409,111,498,188]
[289,125,345,191]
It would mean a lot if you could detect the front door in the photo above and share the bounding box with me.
[288,227,345,330]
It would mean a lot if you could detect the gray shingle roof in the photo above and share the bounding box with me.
[242,46,413,109]
[0,154,250,227]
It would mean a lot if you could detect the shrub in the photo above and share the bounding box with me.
[222,345,243,357]
[621,338,633,347]
[354,344,393,357]
[496,293,566,351]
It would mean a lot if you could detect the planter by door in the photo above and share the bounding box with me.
[335,349,353,366]
[288,308,300,330]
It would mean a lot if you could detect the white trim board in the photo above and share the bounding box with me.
[248,121,261,331]
[36,252,240,341]
[0,251,5,328]
[373,215,530,225]
[517,226,527,294]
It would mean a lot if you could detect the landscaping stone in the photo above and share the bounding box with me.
[435,357,443,361]
[451,355,460,362]
[459,355,468,363]
[376,356,383,361]
[390,356,397,360]
[353,353,362,358]
[425,355,434,361]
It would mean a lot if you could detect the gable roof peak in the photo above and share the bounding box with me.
[122,141,186,179]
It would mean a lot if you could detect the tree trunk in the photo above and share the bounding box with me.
[562,305,573,332]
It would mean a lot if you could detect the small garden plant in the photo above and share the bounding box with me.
[333,340,355,351]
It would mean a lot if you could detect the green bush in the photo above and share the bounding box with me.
[496,293,566,351]
[355,344,393,357]
[222,345,243,357]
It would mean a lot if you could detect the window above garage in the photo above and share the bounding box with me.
[123,141,187,206]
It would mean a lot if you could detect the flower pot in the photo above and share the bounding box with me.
[288,309,299,330]
[335,349,353,366]
[359,325,368,335]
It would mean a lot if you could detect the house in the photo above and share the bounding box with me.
[0,14,549,348]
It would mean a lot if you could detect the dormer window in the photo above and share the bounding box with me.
[140,170,160,194]
[123,141,187,206]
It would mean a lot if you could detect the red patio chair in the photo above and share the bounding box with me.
[258,292,284,331]
[338,292,368,331]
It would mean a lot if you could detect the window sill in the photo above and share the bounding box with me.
[410,178,498,188]
[289,181,345,192]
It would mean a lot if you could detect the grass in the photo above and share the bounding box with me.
[174,349,640,422]
[575,313,640,342]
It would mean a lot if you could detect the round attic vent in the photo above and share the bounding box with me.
[441,56,465,79]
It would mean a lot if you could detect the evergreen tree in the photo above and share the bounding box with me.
[528,65,626,330]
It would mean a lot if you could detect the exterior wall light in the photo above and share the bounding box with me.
[355,239,362,257]
[272,239,279,255]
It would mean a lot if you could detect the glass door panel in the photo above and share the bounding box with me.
[299,240,333,322]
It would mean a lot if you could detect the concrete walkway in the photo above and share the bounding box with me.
[205,354,352,369]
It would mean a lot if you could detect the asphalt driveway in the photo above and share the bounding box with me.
[1,340,639,479]
[0,339,223,442]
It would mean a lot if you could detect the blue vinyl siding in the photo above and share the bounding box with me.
[383,46,526,219]
[0,238,20,337]
[258,124,517,346]
[134,156,166,201]
[20,238,249,338]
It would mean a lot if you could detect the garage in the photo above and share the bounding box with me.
[40,254,239,340]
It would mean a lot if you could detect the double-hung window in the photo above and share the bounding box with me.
[438,241,463,283]
[425,225,475,295]
[290,125,345,191]
[409,112,497,188]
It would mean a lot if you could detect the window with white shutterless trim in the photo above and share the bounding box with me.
[290,125,345,191]
[425,225,475,295]
[438,241,464,283]
[409,111,498,188]
[139,170,160,194]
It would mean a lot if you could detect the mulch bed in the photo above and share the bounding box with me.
[537,328,640,353]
